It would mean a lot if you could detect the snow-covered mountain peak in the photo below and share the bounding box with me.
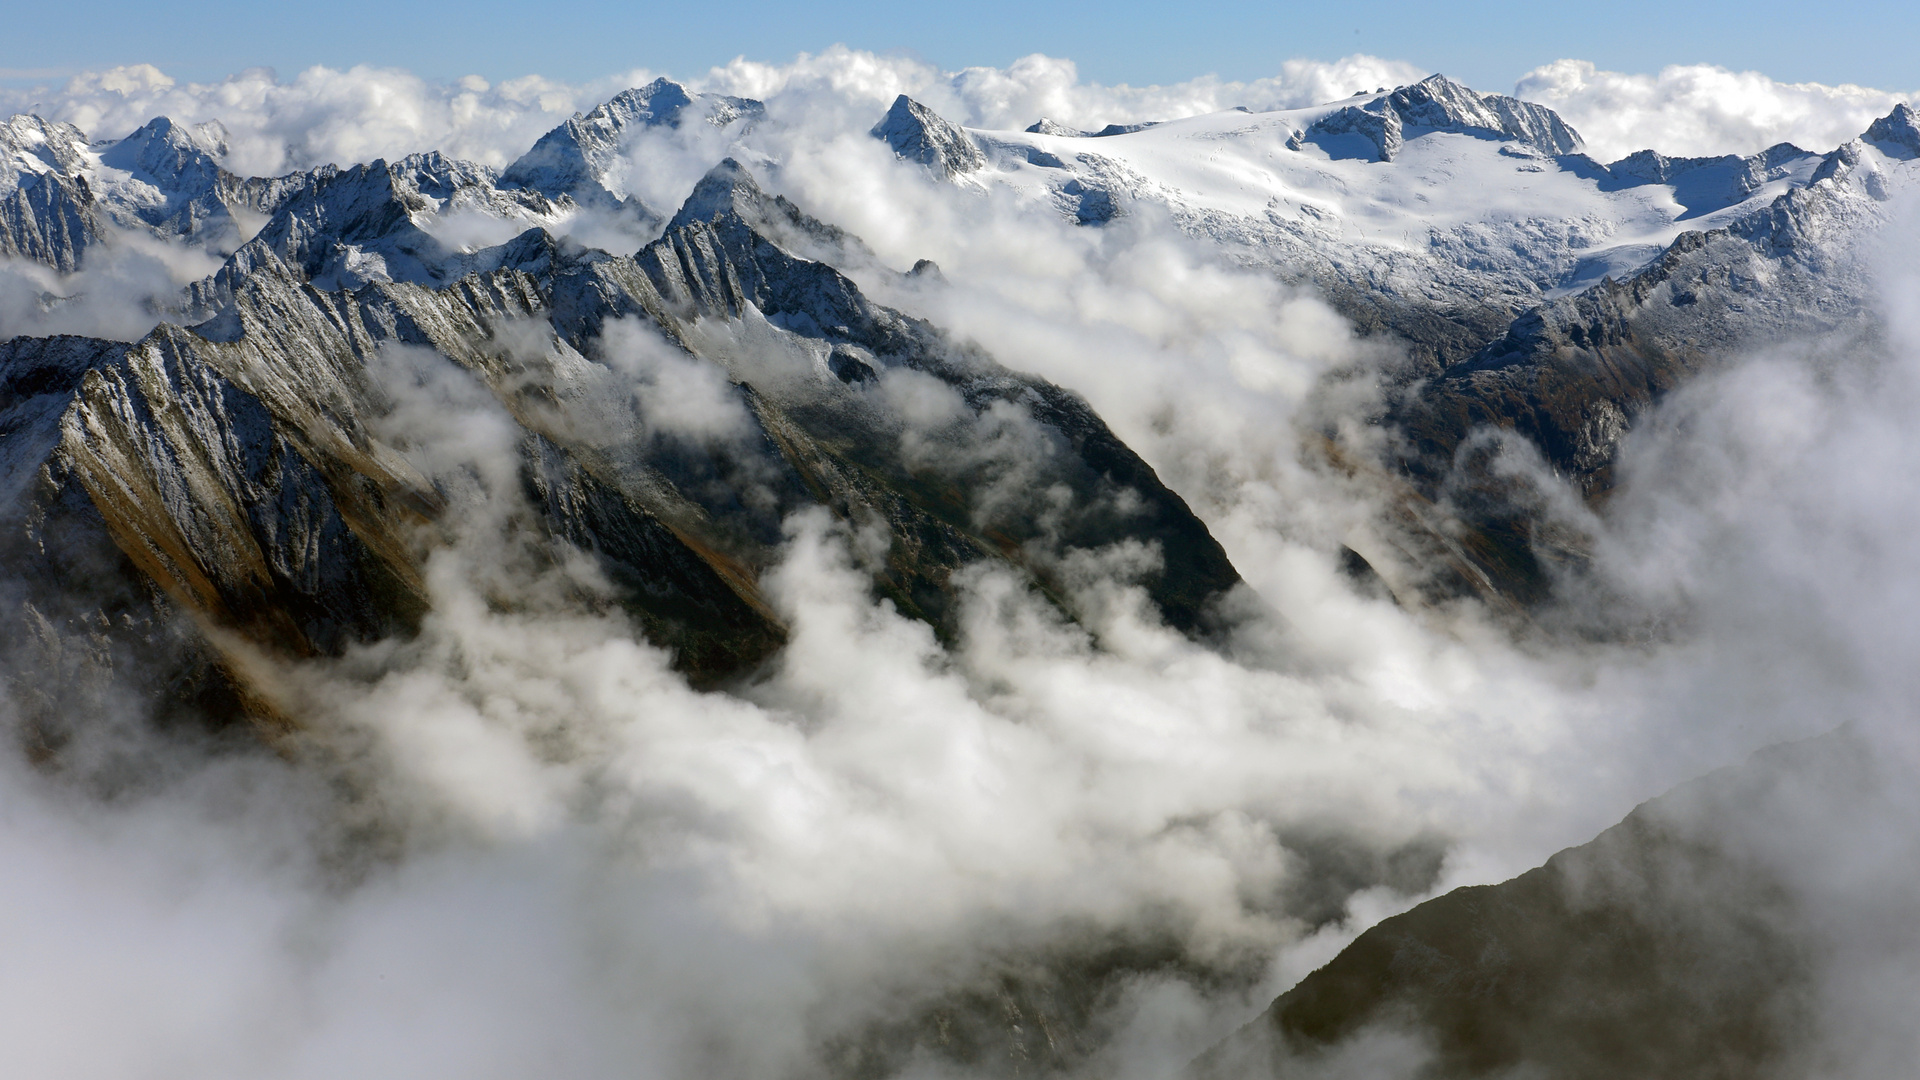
[872,95,986,180]
[500,79,764,214]
[1599,142,1822,220]
[0,114,91,179]
[1393,74,1582,155]
[97,116,228,191]
[1865,102,1920,159]
[600,77,696,128]
[584,76,767,133]
[949,71,1914,381]
[100,116,230,166]
[665,156,763,227]
[1297,74,1584,163]
[664,156,871,269]
[1,114,103,271]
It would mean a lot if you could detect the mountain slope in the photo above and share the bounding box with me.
[1190,730,1886,1080]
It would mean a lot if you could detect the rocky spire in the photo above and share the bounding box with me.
[871,95,985,180]
[1865,102,1920,159]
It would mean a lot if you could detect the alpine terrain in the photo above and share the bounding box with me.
[3,64,1917,1080]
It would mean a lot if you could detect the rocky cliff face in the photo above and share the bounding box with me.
[15,83,1909,615]
[932,81,1910,608]
[1380,122,1898,605]
[5,73,1910,739]
[0,104,1260,1057]
[932,82,1906,476]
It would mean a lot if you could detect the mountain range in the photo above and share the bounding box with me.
[4,70,1916,1078]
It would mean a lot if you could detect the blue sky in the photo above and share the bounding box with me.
[3,0,1915,91]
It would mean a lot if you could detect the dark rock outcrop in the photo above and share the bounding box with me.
[1192,731,1879,1080]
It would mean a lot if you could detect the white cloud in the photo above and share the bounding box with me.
[2,62,632,175]
[13,52,1912,183]
[1515,59,1917,162]
[702,46,1426,133]
[0,51,1426,178]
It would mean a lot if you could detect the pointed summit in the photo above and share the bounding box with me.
[665,157,766,231]
[100,116,229,174]
[0,113,91,178]
[1,114,104,271]
[502,79,765,207]
[99,117,229,194]
[663,157,871,267]
[1865,102,1920,159]
[95,116,237,239]
[599,77,697,129]
[1393,74,1582,155]
[1300,75,1582,162]
[871,95,985,180]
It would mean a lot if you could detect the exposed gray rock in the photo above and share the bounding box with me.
[1864,102,1920,159]
[871,95,986,180]
[96,116,237,240]
[1062,178,1118,224]
[4,137,1246,730]
[1088,121,1159,137]
[187,153,556,310]
[1300,75,1584,163]
[1302,99,1403,162]
[500,77,762,217]
[1603,142,1818,218]
[0,115,106,271]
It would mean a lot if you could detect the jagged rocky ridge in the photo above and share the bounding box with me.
[18,78,1913,583]
[860,84,1920,1078]
[1291,76,1583,163]
[1,89,1244,732]
[873,95,987,181]
[1,115,103,272]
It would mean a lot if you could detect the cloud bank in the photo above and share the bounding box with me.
[1514,58,1918,161]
